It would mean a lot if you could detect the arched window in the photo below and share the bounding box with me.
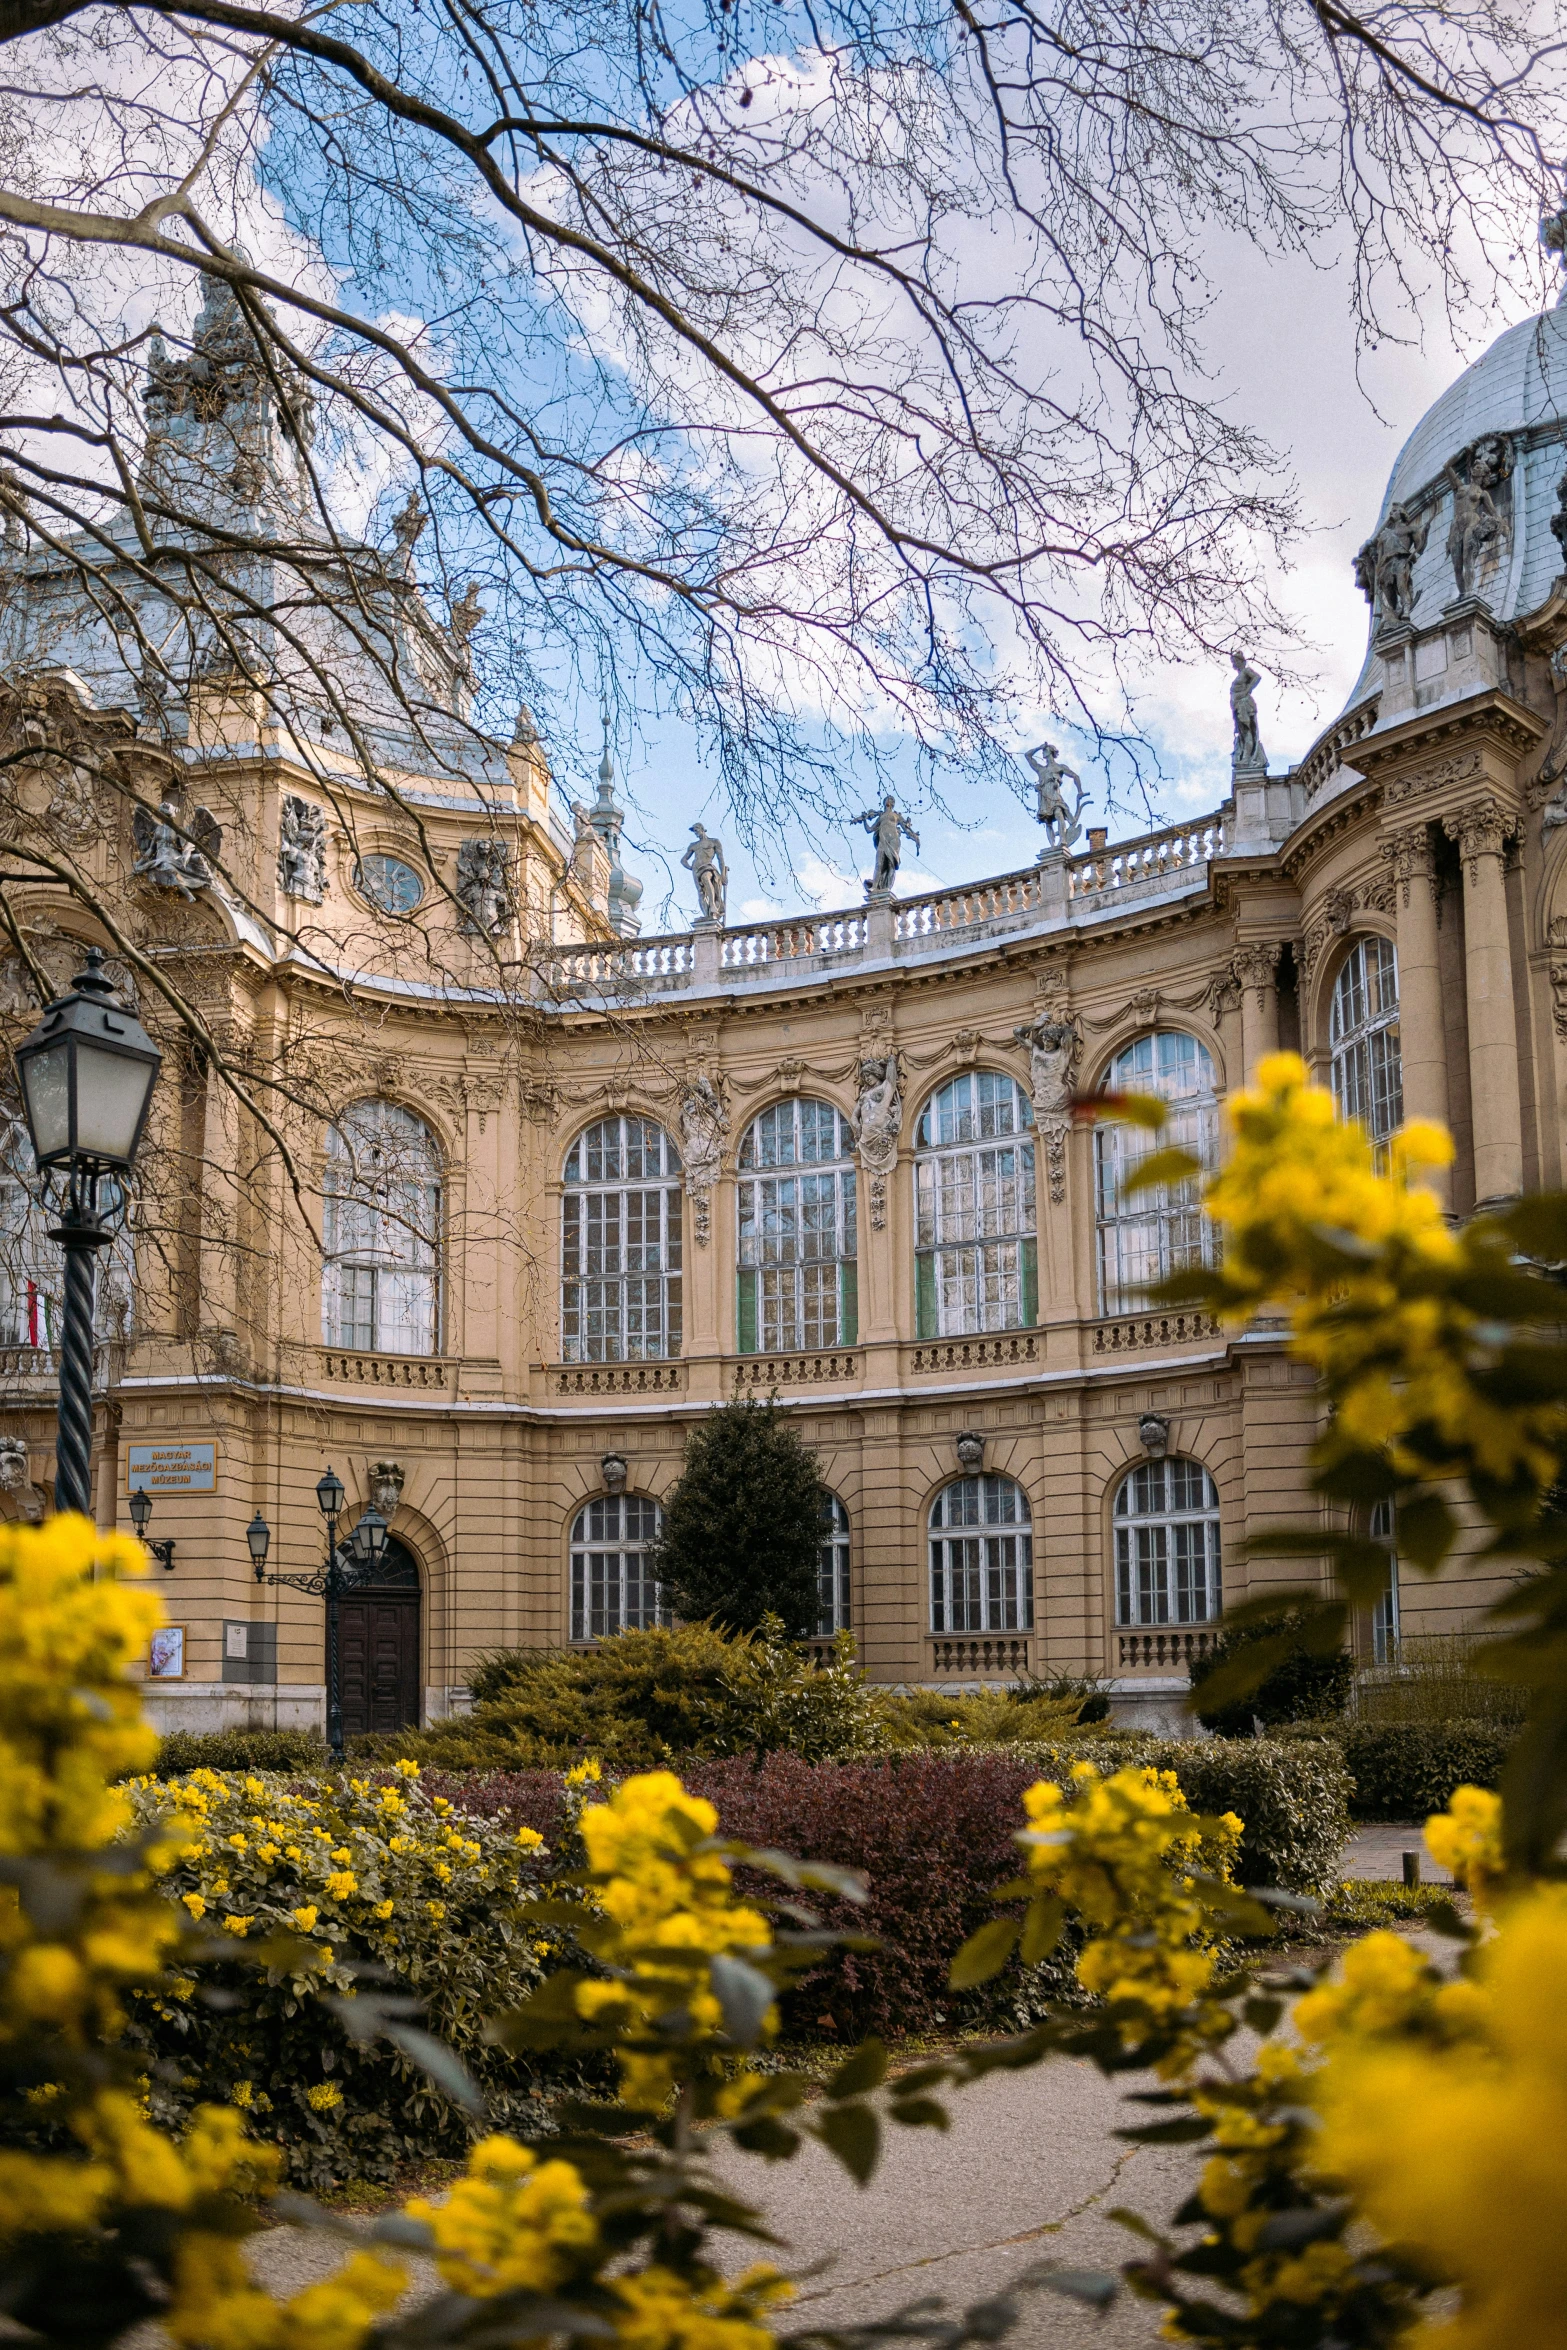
[1113,1458,1221,1626]
[562,1116,682,1362]
[914,1073,1036,1338]
[737,1098,856,1353]
[1096,1032,1219,1315]
[1370,1497,1399,1664]
[0,1118,56,1349]
[818,1493,851,1636]
[1331,937,1402,1164]
[323,1101,442,1355]
[570,1493,666,1641]
[929,1474,1033,1633]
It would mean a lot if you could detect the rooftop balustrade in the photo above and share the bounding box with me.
[536,805,1234,1005]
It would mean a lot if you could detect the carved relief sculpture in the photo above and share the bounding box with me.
[1445,435,1513,602]
[369,1459,405,1516]
[680,823,727,926]
[1025,742,1087,855]
[853,1050,904,1230]
[857,796,919,896]
[277,794,328,902]
[677,1072,728,1245]
[1229,650,1266,774]
[132,798,221,897]
[1013,1014,1080,1203]
[1354,500,1430,628]
[455,836,516,935]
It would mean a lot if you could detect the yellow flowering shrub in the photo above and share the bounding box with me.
[123,1759,562,2186]
[0,1517,874,2350]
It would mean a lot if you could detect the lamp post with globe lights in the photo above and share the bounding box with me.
[11,948,161,1518]
[245,1469,388,1760]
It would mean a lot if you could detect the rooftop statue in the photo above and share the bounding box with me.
[1025,741,1087,855]
[1445,434,1513,602]
[681,822,727,926]
[1229,649,1266,775]
[858,794,919,896]
[1354,499,1430,628]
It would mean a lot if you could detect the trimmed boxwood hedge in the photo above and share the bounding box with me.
[148,1727,330,1779]
[1337,1721,1515,1820]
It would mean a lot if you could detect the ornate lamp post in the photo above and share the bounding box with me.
[246,1469,388,1760]
[12,948,161,1517]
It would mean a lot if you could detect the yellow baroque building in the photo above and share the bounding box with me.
[5,293,1567,1736]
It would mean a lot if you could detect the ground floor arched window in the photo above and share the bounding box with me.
[929,1474,1033,1633]
[1113,1458,1221,1625]
[818,1493,851,1636]
[570,1494,666,1641]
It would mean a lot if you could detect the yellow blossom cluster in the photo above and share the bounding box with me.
[1197,1054,1561,1484]
[0,1518,809,2350]
[1424,1784,1508,1907]
[1018,1763,1241,2068]
[574,1771,776,2108]
[1300,1877,1567,2348]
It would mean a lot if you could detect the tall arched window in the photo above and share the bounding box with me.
[323,1101,442,1355]
[818,1493,851,1636]
[737,1098,856,1353]
[0,1118,56,1349]
[570,1493,666,1641]
[1331,937,1402,1164]
[1370,1497,1400,1664]
[1113,1457,1221,1626]
[914,1073,1036,1339]
[562,1116,683,1362]
[929,1474,1033,1633]
[1096,1032,1219,1315]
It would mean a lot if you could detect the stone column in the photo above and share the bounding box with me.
[1233,942,1281,1084]
[1442,800,1523,1206]
[1382,823,1449,1205]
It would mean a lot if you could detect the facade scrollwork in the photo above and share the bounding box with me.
[853,1050,904,1231]
[1012,1015,1080,1203]
[676,1072,728,1245]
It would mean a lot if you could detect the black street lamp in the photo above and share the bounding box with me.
[127,1484,176,1572]
[247,1473,389,1760]
[12,949,161,1517]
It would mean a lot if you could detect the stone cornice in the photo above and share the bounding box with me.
[1343,691,1545,787]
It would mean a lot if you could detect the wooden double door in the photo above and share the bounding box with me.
[337,1537,421,1736]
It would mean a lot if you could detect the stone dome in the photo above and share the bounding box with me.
[1337,301,1567,713]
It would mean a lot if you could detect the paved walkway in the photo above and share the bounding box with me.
[1341,1824,1453,1885]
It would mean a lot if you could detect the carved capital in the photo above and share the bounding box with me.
[1232,940,1282,1005]
[1442,798,1511,882]
[1551,963,1567,1040]
[1381,824,1436,907]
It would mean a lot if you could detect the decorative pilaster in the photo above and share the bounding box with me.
[1441,799,1522,1204]
[1381,822,1449,1202]
[1232,941,1282,1084]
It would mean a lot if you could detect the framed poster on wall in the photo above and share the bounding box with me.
[148,1625,186,1679]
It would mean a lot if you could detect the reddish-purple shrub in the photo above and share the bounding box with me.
[419,1769,568,1843]
[680,1752,1074,2040]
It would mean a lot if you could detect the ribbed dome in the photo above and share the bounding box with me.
[1335,303,1567,716]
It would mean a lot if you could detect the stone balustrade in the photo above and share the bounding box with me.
[535,807,1233,1004]
[1115,1626,1213,1671]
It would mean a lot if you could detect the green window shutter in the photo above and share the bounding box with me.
[737,1267,758,1355]
[1020,1237,1038,1329]
[839,1258,859,1347]
[916,1251,936,1341]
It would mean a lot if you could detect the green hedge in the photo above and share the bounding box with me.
[1337,1721,1515,1820]
[149,1727,330,1779]
[970,1734,1352,1893]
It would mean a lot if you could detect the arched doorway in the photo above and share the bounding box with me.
[338,1535,421,1736]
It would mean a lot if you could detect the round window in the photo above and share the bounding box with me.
[355,854,424,914]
